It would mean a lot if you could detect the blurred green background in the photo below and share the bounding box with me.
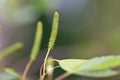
[0,0,120,80]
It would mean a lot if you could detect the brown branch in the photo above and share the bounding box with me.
[21,59,33,80]
[55,72,71,80]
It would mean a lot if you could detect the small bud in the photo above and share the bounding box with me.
[47,57,54,74]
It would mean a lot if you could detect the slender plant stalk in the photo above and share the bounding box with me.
[41,12,59,79]
[47,74,53,80]
[21,21,43,80]
[43,49,50,75]
[55,72,71,80]
[40,63,44,77]
[21,60,33,80]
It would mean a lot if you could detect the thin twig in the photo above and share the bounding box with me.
[47,73,53,80]
[55,72,71,80]
[43,50,50,75]
[21,59,33,80]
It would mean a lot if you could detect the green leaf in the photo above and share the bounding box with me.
[77,70,119,77]
[58,59,87,73]
[77,55,120,71]
[57,56,120,77]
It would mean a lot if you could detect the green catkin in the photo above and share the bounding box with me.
[41,12,59,80]
[0,42,23,61]
[5,68,18,77]
[48,12,59,51]
[22,22,43,80]
[30,21,43,61]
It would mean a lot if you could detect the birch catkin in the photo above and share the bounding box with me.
[48,12,59,51]
[0,42,23,61]
[30,21,43,61]
[41,12,59,79]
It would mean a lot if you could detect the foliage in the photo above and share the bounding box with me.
[0,12,120,80]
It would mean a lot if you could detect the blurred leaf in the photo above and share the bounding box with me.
[77,55,120,71]
[58,55,120,77]
[57,59,87,73]
[0,72,18,80]
[77,69,119,77]
[30,0,47,12]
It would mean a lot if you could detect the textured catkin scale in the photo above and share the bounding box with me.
[30,21,43,61]
[48,12,59,51]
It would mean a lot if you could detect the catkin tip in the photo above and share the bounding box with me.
[17,42,24,48]
[37,21,43,27]
[54,12,59,16]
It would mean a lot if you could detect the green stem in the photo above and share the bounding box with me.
[42,49,50,76]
